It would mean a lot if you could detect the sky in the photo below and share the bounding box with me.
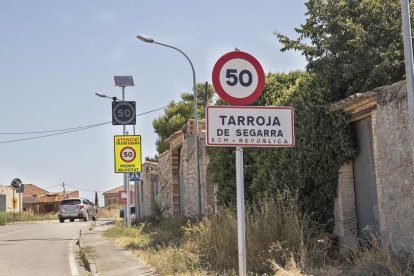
[0,0,307,205]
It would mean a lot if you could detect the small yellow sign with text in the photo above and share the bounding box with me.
[114,135,142,173]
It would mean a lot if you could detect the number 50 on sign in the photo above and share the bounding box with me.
[114,135,142,173]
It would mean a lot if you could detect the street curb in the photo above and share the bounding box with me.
[78,221,100,276]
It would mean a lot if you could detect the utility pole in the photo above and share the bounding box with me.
[62,182,66,199]
[204,81,208,110]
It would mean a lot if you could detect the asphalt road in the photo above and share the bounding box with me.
[0,220,93,276]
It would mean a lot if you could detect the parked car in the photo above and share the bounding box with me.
[58,198,97,223]
[120,206,136,219]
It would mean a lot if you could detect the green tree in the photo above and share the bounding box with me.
[153,83,215,154]
[275,0,407,99]
[95,191,99,207]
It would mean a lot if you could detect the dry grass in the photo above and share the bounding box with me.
[0,211,58,225]
[104,197,414,275]
[97,205,121,219]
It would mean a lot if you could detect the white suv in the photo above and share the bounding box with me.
[58,198,97,223]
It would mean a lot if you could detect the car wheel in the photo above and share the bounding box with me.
[83,212,89,222]
[69,218,74,222]
[59,218,64,223]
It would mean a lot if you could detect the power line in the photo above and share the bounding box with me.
[0,104,174,144]
[42,184,62,190]
[65,183,104,193]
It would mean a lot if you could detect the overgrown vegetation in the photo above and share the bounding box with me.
[96,205,121,219]
[152,83,215,154]
[208,72,355,230]
[275,0,408,100]
[106,197,414,275]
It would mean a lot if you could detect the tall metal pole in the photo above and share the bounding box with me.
[153,41,202,216]
[133,124,140,220]
[400,0,414,173]
[236,147,246,276]
[137,36,202,216]
[122,86,131,227]
[13,189,16,222]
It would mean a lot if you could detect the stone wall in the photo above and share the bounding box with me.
[334,161,358,246]
[138,161,160,217]
[141,119,216,218]
[374,81,414,253]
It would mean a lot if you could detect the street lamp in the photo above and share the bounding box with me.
[95,92,119,101]
[136,34,202,216]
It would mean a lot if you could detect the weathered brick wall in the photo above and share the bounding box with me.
[374,81,414,254]
[104,194,118,206]
[180,124,214,216]
[139,120,216,219]
[157,151,173,216]
[180,131,200,216]
[138,162,160,217]
[335,81,414,254]
[334,161,358,246]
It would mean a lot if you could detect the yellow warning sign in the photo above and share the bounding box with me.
[114,135,142,173]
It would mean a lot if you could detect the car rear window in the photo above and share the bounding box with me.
[61,199,81,205]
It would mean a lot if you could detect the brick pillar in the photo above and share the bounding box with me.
[172,149,180,216]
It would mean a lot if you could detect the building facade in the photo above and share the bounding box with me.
[332,81,414,254]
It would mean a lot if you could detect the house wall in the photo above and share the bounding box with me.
[0,185,22,213]
[373,81,414,254]
[334,81,414,254]
[104,194,118,206]
[23,184,48,197]
[139,162,159,217]
[334,161,358,246]
[142,120,216,218]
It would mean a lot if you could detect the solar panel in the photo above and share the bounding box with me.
[114,76,135,87]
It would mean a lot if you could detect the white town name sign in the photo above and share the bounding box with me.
[206,106,295,147]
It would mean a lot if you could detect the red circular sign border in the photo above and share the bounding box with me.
[120,146,136,163]
[212,51,265,105]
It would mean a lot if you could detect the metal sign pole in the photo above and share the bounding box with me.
[122,86,129,227]
[133,125,140,220]
[400,0,414,174]
[13,189,15,222]
[236,146,246,276]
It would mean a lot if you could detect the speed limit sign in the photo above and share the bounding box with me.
[112,101,136,125]
[120,147,136,163]
[212,51,265,105]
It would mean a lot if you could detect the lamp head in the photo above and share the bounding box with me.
[137,34,155,43]
[95,92,107,98]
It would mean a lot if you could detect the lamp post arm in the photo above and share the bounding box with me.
[153,41,202,215]
[153,42,196,93]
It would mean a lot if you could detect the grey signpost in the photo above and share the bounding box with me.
[210,50,295,276]
[114,76,135,228]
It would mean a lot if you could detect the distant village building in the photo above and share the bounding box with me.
[102,185,135,206]
[0,183,79,214]
[0,185,21,213]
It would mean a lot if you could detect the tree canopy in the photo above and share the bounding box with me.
[152,83,215,154]
[275,0,407,100]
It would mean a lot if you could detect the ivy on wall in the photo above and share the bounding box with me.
[208,71,355,229]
